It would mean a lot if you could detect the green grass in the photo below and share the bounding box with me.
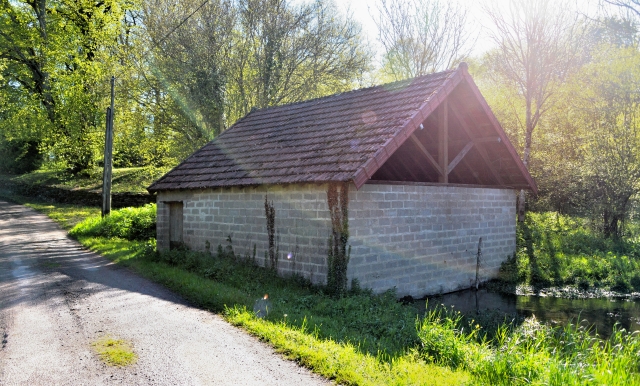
[498,212,640,293]
[92,336,137,367]
[0,186,100,230]
[416,305,640,385]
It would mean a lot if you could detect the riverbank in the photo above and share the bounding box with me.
[0,167,162,208]
[491,212,640,298]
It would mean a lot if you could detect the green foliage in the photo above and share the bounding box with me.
[225,307,469,386]
[417,306,480,369]
[70,204,156,241]
[11,165,169,194]
[500,211,640,292]
[0,0,129,172]
[0,139,42,174]
[1,0,371,174]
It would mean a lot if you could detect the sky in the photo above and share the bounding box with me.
[332,0,610,60]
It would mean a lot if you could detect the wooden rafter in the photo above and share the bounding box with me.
[449,104,505,185]
[409,134,443,176]
[448,141,475,175]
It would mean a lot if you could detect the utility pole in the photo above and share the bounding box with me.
[102,76,115,217]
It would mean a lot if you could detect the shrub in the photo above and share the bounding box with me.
[70,204,156,241]
[501,211,640,293]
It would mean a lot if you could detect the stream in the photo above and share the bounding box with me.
[413,289,640,338]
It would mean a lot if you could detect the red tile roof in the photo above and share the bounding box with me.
[148,64,536,193]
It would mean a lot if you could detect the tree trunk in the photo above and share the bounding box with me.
[518,99,534,222]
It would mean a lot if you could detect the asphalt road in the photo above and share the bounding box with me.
[0,200,328,385]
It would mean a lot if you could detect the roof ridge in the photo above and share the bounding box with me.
[246,69,456,115]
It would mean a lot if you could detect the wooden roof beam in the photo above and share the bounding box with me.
[449,105,505,185]
[438,100,449,183]
[409,133,443,176]
[447,141,474,175]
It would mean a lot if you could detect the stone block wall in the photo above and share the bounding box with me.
[347,184,516,296]
[156,183,517,297]
[157,184,333,285]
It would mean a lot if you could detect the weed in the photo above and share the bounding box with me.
[264,196,277,271]
[326,182,350,298]
[92,336,137,367]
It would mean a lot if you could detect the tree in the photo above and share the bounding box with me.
[483,0,584,222]
[143,0,236,142]
[373,0,473,81]
[604,0,640,17]
[229,0,371,121]
[0,0,128,172]
[569,45,640,238]
[143,0,371,134]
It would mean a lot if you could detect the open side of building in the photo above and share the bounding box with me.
[149,63,536,297]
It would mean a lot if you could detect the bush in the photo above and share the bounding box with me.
[70,204,156,241]
[418,306,479,369]
[0,139,43,174]
[503,211,640,293]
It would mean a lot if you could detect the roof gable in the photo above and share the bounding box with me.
[148,64,536,193]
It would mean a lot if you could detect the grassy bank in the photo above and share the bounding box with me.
[12,200,638,385]
[498,212,640,294]
[1,165,169,194]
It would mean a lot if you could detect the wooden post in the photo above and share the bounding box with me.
[102,76,115,217]
[438,100,448,183]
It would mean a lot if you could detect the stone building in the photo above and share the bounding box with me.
[148,63,536,297]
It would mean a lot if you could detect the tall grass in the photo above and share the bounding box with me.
[417,305,640,385]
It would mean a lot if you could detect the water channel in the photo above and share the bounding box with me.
[412,289,640,338]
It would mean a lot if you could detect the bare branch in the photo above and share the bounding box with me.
[374,0,475,79]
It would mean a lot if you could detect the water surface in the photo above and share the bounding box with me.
[413,289,640,338]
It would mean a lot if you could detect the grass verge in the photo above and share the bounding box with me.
[0,187,99,230]
[4,166,169,194]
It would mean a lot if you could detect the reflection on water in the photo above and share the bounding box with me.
[412,289,640,338]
